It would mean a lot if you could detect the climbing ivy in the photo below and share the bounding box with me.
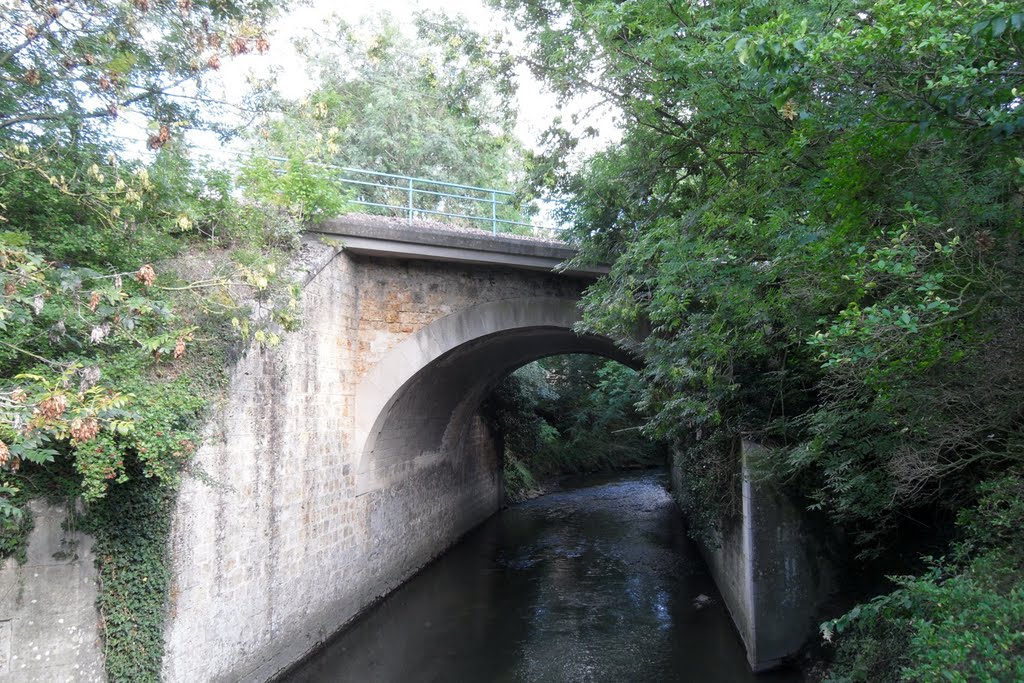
[80,460,178,682]
[0,480,31,561]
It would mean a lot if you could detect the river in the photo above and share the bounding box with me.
[283,471,803,682]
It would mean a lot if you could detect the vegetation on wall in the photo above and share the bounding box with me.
[484,355,665,501]
[84,467,177,681]
[495,0,1024,678]
[0,0,350,679]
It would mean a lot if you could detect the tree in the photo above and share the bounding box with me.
[0,0,306,540]
[253,11,532,229]
[499,0,1024,542]
[0,0,289,270]
[498,0,1024,676]
[0,0,291,505]
[1,0,276,147]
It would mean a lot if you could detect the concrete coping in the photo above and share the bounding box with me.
[306,214,608,277]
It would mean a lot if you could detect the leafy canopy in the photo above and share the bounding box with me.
[253,12,533,229]
[499,0,1024,677]
[498,0,1024,545]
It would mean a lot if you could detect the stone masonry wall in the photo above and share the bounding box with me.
[161,247,522,682]
[352,256,587,379]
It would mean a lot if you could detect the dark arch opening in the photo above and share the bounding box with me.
[357,323,639,494]
[482,353,666,503]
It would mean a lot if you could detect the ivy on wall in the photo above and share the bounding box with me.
[82,460,177,682]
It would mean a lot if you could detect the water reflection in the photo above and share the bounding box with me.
[284,472,802,683]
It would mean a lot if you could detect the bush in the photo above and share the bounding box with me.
[483,355,666,499]
[824,469,1024,682]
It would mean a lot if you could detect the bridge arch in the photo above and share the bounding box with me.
[354,296,637,494]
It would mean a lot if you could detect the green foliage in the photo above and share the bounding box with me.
[238,153,350,222]
[0,480,31,560]
[260,12,534,232]
[502,453,537,499]
[670,433,742,547]
[823,470,1024,682]
[0,156,178,269]
[500,0,1024,548]
[0,136,322,512]
[502,1,1024,676]
[147,145,312,250]
[483,363,540,458]
[484,355,665,500]
[0,0,278,147]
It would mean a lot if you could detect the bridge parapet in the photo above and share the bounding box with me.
[308,214,607,278]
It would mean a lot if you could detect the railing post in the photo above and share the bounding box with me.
[406,177,414,224]
[491,191,497,235]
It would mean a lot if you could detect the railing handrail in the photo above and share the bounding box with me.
[121,140,563,236]
[332,175,511,206]
[302,161,518,198]
[262,158,561,236]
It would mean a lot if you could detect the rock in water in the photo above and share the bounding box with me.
[693,594,713,609]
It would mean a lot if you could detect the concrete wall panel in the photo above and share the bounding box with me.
[162,246,601,681]
[688,440,835,672]
[0,501,104,682]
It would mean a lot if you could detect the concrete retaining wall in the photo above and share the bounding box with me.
[160,244,581,681]
[0,501,104,682]
[674,440,834,672]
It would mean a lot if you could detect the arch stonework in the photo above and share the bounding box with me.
[160,227,626,682]
[354,296,635,494]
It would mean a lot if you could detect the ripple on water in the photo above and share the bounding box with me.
[283,470,803,683]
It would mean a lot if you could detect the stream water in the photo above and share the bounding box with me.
[284,471,803,682]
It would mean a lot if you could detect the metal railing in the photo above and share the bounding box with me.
[120,138,565,238]
[264,157,560,238]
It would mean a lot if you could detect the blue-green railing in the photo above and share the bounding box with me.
[265,157,558,237]
[136,139,562,237]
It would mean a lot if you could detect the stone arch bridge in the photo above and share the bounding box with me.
[0,212,833,683]
[161,215,635,681]
[154,215,826,682]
